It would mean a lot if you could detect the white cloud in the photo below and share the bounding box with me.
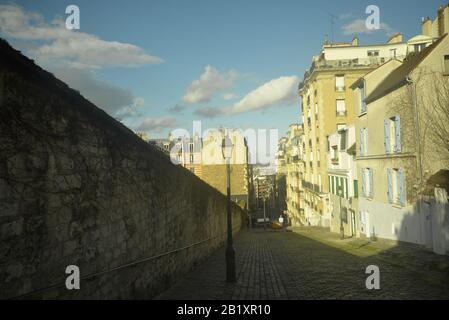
[342,19,394,36]
[222,93,238,101]
[135,117,177,133]
[182,65,237,104]
[229,76,298,114]
[52,67,144,119]
[194,76,299,118]
[0,4,162,69]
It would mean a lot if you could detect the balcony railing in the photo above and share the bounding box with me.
[301,180,322,193]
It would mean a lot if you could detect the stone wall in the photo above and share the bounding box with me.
[0,40,244,299]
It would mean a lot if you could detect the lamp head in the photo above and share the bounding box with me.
[221,135,234,161]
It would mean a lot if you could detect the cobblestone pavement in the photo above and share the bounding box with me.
[156,227,449,300]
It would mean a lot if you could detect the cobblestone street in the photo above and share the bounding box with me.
[157,227,449,300]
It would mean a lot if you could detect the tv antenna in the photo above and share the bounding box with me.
[326,11,338,45]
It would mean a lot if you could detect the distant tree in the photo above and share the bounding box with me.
[392,69,449,195]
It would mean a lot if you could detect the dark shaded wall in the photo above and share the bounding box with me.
[0,40,243,299]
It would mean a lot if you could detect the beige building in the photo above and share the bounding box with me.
[352,33,449,254]
[298,36,409,226]
[200,129,250,206]
[165,129,250,207]
[281,124,305,226]
[327,125,358,237]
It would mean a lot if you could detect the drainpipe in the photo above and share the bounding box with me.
[406,76,424,187]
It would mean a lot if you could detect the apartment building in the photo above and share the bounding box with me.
[298,35,409,227]
[276,136,288,213]
[282,124,305,226]
[201,129,250,205]
[352,34,449,253]
[327,125,358,237]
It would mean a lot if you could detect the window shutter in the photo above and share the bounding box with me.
[387,169,393,203]
[399,169,406,206]
[365,128,369,155]
[336,76,345,89]
[369,168,373,198]
[384,120,391,154]
[340,130,347,150]
[360,86,366,113]
[395,116,401,153]
[361,169,366,197]
[359,129,364,156]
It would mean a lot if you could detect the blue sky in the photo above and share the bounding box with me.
[0,0,445,138]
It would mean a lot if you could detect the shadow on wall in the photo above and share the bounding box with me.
[368,170,449,256]
[0,38,245,299]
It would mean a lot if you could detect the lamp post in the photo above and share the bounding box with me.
[338,187,344,239]
[222,134,236,283]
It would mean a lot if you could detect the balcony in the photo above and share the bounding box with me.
[301,180,322,194]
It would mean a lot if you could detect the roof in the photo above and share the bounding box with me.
[350,58,402,89]
[408,34,434,43]
[365,34,447,104]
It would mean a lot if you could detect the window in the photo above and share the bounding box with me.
[361,168,374,198]
[340,130,347,150]
[367,50,379,57]
[445,55,449,74]
[384,116,401,154]
[387,168,406,206]
[335,75,345,91]
[315,103,318,114]
[190,154,194,163]
[353,180,359,198]
[359,84,367,113]
[414,43,426,52]
[359,127,368,156]
[336,99,346,116]
[331,146,338,163]
[189,143,194,153]
[390,49,397,58]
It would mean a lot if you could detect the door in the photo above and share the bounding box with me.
[351,210,356,237]
[365,211,371,238]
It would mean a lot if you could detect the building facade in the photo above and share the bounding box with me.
[282,124,305,226]
[353,34,449,253]
[298,36,409,227]
[327,125,358,237]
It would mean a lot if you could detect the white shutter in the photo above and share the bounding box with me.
[336,100,346,114]
[336,76,345,90]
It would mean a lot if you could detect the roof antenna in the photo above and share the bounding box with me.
[326,11,337,45]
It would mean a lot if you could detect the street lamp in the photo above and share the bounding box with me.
[222,134,236,283]
[337,187,344,240]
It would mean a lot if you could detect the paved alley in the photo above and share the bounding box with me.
[157,227,449,300]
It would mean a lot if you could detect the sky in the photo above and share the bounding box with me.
[0,0,445,140]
